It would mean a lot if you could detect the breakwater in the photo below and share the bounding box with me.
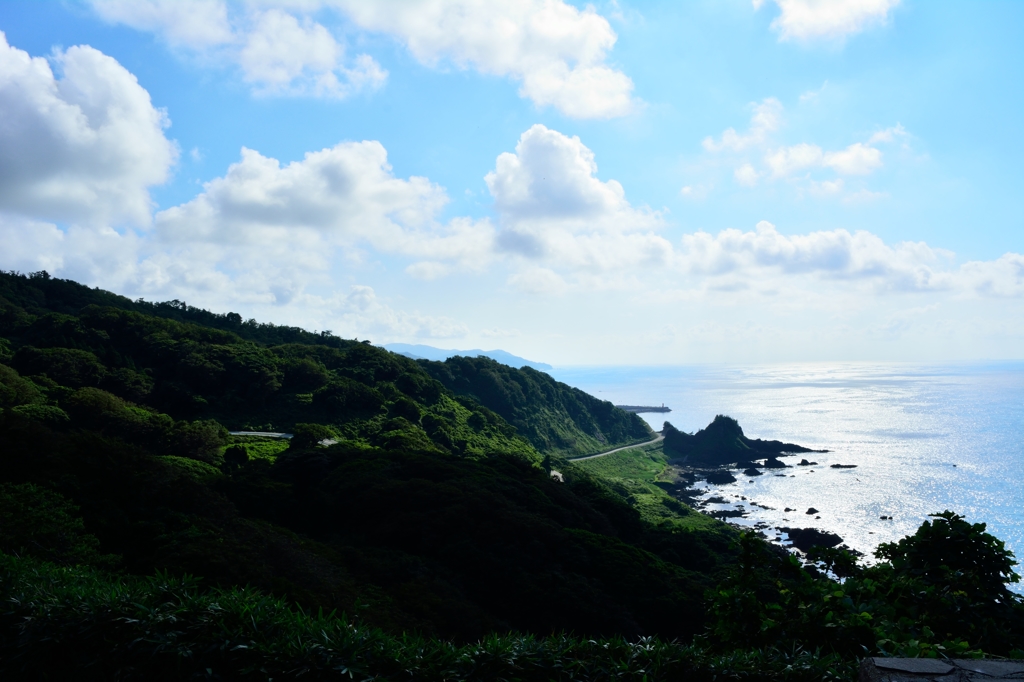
[615,404,671,413]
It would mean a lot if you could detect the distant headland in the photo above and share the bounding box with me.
[384,343,552,370]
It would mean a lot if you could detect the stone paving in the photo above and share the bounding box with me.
[860,658,1024,681]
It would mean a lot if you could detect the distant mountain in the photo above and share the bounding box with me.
[384,343,552,370]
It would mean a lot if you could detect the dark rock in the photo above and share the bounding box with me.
[830,463,857,469]
[805,507,819,515]
[798,458,819,466]
[705,470,737,484]
[743,467,763,476]
[708,508,747,518]
[763,457,789,469]
[662,415,824,466]
[780,527,843,552]
[784,507,794,512]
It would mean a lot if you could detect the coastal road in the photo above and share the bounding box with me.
[567,432,665,462]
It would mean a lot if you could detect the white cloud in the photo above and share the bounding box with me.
[680,184,712,200]
[823,142,883,175]
[239,10,386,97]
[868,123,908,145]
[89,1,387,99]
[808,178,844,195]
[485,124,668,280]
[334,0,636,118]
[0,32,177,226]
[756,0,901,42]
[487,124,653,231]
[764,141,883,178]
[91,0,632,115]
[703,97,902,192]
[675,220,1024,298]
[156,141,495,272]
[703,98,782,152]
[326,285,469,339]
[958,253,1024,298]
[764,142,824,177]
[799,79,828,102]
[90,0,233,48]
[734,163,760,187]
[507,266,568,295]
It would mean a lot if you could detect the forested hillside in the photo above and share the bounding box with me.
[3,271,1024,680]
[421,355,652,457]
[0,270,734,641]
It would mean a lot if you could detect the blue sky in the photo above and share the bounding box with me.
[1,0,1022,364]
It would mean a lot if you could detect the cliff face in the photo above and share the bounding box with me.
[662,415,820,466]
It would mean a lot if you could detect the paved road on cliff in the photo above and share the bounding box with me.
[567,432,665,461]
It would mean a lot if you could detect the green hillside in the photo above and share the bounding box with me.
[421,355,653,457]
[0,270,734,641]
[3,271,1024,680]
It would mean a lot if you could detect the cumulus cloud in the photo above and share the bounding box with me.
[734,163,760,187]
[677,221,1024,297]
[703,98,782,152]
[334,0,636,118]
[755,0,901,42]
[485,124,668,280]
[239,10,386,97]
[702,97,898,192]
[90,0,386,98]
[92,0,633,116]
[90,0,233,47]
[156,141,496,273]
[0,32,177,226]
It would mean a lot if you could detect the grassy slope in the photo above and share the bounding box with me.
[573,443,723,534]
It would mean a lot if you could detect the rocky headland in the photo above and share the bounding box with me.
[662,414,826,467]
[657,415,863,556]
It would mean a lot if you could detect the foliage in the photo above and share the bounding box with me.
[0,271,738,642]
[421,355,652,457]
[0,551,857,682]
[705,512,1024,659]
[0,483,117,568]
[290,422,339,449]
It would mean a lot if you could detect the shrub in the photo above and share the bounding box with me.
[0,483,116,568]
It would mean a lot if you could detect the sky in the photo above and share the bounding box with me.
[0,0,1022,365]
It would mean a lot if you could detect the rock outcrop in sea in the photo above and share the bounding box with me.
[662,415,825,467]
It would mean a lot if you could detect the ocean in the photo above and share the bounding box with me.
[548,362,1024,581]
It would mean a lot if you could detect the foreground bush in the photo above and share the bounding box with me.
[706,512,1024,660]
[0,552,854,681]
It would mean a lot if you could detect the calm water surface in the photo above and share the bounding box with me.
[549,363,1024,580]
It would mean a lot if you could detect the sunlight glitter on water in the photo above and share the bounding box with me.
[550,362,1024,585]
